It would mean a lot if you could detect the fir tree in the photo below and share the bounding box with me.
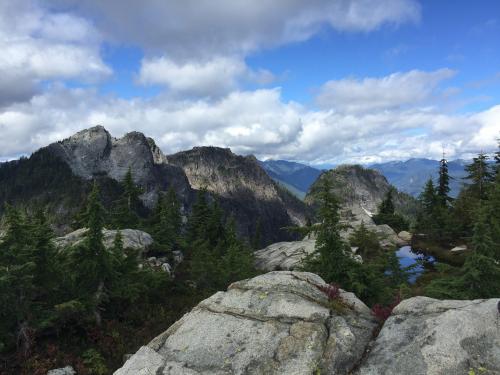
[110,167,142,229]
[304,177,353,286]
[69,182,113,326]
[464,152,493,200]
[437,157,451,205]
[373,188,408,232]
[151,187,182,250]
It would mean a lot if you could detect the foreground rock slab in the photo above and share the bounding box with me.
[355,296,500,375]
[115,271,376,375]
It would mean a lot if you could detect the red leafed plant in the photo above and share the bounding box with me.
[317,283,341,301]
[371,293,402,323]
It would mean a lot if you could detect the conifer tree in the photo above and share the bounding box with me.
[70,182,113,326]
[464,153,493,200]
[304,177,353,286]
[0,206,36,355]
[437,157,451,205]
[152,187,182,250]
[111,167,142,229]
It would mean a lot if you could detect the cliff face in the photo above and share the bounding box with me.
[168,147,309,244]
[115,271,500,375]
[47,126,193,208]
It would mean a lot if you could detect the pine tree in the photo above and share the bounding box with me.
[186,189,211,245]
[304,177,353,286]
[151,187,182,250]
[349,221,381,259]
[373,187,408,232]
[110,167,142,229]
[437,157,451,205]
[464,152,493,200]
[0,206,37,355]
[379,188,395,215]
[70,182,113,326]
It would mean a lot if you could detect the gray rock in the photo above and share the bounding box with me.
[54,228,153,255]
[47,366,75,375]
[450,245,468,254]
[397,230,412,243]
[114,271,376,375]
[172,250,184,265]
[254,239,316,271]
[48,126,192,208]
[355,296,500,375]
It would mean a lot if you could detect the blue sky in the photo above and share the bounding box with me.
[0,0,499,164]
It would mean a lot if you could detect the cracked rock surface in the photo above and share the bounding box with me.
[114,271,376,375]
[355,296,500,375]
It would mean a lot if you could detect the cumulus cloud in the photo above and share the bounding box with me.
[0,0,110,106]
[0,82,498,165]
[138,56,275,97]
[52,0,420,59]
[316,69,456,112]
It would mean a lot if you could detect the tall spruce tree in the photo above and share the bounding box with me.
[0,206,36,355]
[152,187,182,250]
[464,152,493,200]
[70,182,113,326]
[437,157,451,205]
[304,177,353,286]
[111,167,142,229]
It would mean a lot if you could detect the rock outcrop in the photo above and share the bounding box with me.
[355,297,500,375]
[115,271,377,375]
[115,272,500,375]
[168,147,309,244]
[254,239,316,271]
[54,228,153,254]
[305,165,416,248]
[47,126,193,208]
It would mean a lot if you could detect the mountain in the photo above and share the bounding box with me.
[0,127,307,244]
[259,160,322,199]
[167,147,309,244]
[305,164,417,225]
[370,158,468,197]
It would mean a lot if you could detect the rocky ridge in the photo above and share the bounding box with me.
[168,147,309,243]
[115,271,500,375]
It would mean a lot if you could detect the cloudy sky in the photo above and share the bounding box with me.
[0,0,499,165]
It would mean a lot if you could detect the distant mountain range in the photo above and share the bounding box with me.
[370,158,469,197]
[259,160,323,199]
[260,158,472,199]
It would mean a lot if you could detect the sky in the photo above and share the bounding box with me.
[0,0,499,166]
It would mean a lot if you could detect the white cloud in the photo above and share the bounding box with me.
[138,56,274,97]
[316,69,456,112]
[0,0,110,106]
[53,0,420,59]
[0,82,498,165]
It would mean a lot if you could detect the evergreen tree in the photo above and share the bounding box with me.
[464,152,493,200]
[373,188,409,232]
[110,167,142,229]
[0,206,37,355]
[437,157,451,205]
[151,187,182,250]
[69,182,113,326]
[304,178,353,286]
[186,189,211,245]
[349,221,381,259]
